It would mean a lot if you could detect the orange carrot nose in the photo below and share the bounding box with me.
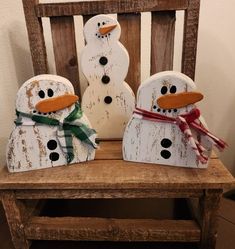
[99,24,117,35]
[157,92,203,109]
[35,94,78,113]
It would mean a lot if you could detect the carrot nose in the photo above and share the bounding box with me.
[157,92,203,109]
[99,24,117,35]
[35,94,79,113]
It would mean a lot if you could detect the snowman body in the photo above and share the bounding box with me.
[123,71,212,168]
[81,15,135,139]
[6,75,96,172]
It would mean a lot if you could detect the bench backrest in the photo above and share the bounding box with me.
[22,0,200,96]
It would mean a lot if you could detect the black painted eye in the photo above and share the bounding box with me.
[102,22,106,25]
[47,88,54,97]
[170,85,177,94]
[38,90,45,98]
[153,105,157,109]
[97,22,100,27]
[161,86,168,95]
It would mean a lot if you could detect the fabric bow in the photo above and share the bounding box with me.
[15,102,98,164]
[133,107,227,164]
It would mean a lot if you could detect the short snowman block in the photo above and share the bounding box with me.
[123,71,227,168]
[81,14,135,139]
[6,74,98,172]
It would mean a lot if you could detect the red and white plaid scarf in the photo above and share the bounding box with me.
[133,107,227,164]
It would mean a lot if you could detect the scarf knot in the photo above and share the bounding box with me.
[134,107,227,164]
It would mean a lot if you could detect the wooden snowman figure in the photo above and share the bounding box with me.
[6,74,98,172]
[81,14,135,139]
[123,71,226,168]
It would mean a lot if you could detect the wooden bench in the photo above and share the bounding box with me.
[0,0,234,249]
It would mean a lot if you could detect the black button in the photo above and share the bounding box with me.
[161,138,172,148]
[101,75,110,84]
[104,96,112,104]
[99,56,108,65]
[161,86,168,95]
[49,152,59,161]
[47,140,57,150]
[157,108,161,112]
[160,150,171,159]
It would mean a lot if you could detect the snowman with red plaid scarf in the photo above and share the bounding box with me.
[123,71,226,168]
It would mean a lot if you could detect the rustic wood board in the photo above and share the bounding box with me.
[24,217,200,242]
[81,15,135,139]
[36,0,189,17]
[123,71,212,168]
[0,157,234,190]
[6,74,96,173]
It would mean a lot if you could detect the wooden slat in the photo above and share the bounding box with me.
[150,11,175,74]
[95,141,123,160]
[118,13,141,94]
[50,16,81,96]
[0,157,234,190]
[1,191,30,249]
[15,189,203,199]
[22,0,48,74]
[199,189,222,249]
[25,216,200,242]
[36,0,189,17]
[182,0,200,80]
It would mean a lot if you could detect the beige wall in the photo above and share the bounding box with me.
[0,0,235,174]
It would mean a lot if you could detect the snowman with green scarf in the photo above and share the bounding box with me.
[6,74,97,172]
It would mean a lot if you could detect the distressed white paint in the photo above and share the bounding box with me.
[81,14,135,139]
[123,71,212,168]
[6,74,96,172]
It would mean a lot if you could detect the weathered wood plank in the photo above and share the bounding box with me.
[36,0,189,17]
[25,217,200,242]
[50,16,81,96]
[182,0,200,80]
[0,158,234,190]
[118,13,141,94]
[150,11,175,74]
[15,189,203,199]
[1,191,30,249]
[22,0,48,74]
[95,141,123,160]
[199,189,222,249]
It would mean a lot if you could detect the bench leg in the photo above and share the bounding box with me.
[199,189,222,249]
[1,191,30,249]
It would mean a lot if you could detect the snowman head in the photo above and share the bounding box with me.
[16,74,78,118]
[83,14,121,44]
[137,71,203,117]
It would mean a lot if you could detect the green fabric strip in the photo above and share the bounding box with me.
[15,102,97,164]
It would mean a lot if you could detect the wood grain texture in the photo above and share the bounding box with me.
[0,157,234,190]
[22,0,48,75]
[1,191,30,249]
[25,217,200,242]
[118,13,141,94]
[199,189,222,249]
[50,16,81,96]
[15,189,203,199]
[36,0,189,17]
[151,11,175,74]
[182,0,200,80]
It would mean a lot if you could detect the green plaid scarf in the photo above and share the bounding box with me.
[15,102,98,163]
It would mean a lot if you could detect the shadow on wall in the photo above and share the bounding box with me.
[196,29,235,176]
[8,21,33,88]
[0,21,33,167]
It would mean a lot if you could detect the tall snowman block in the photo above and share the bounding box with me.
[81,14,135,139]
[6,74,98,172]
[123,71,227,168]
